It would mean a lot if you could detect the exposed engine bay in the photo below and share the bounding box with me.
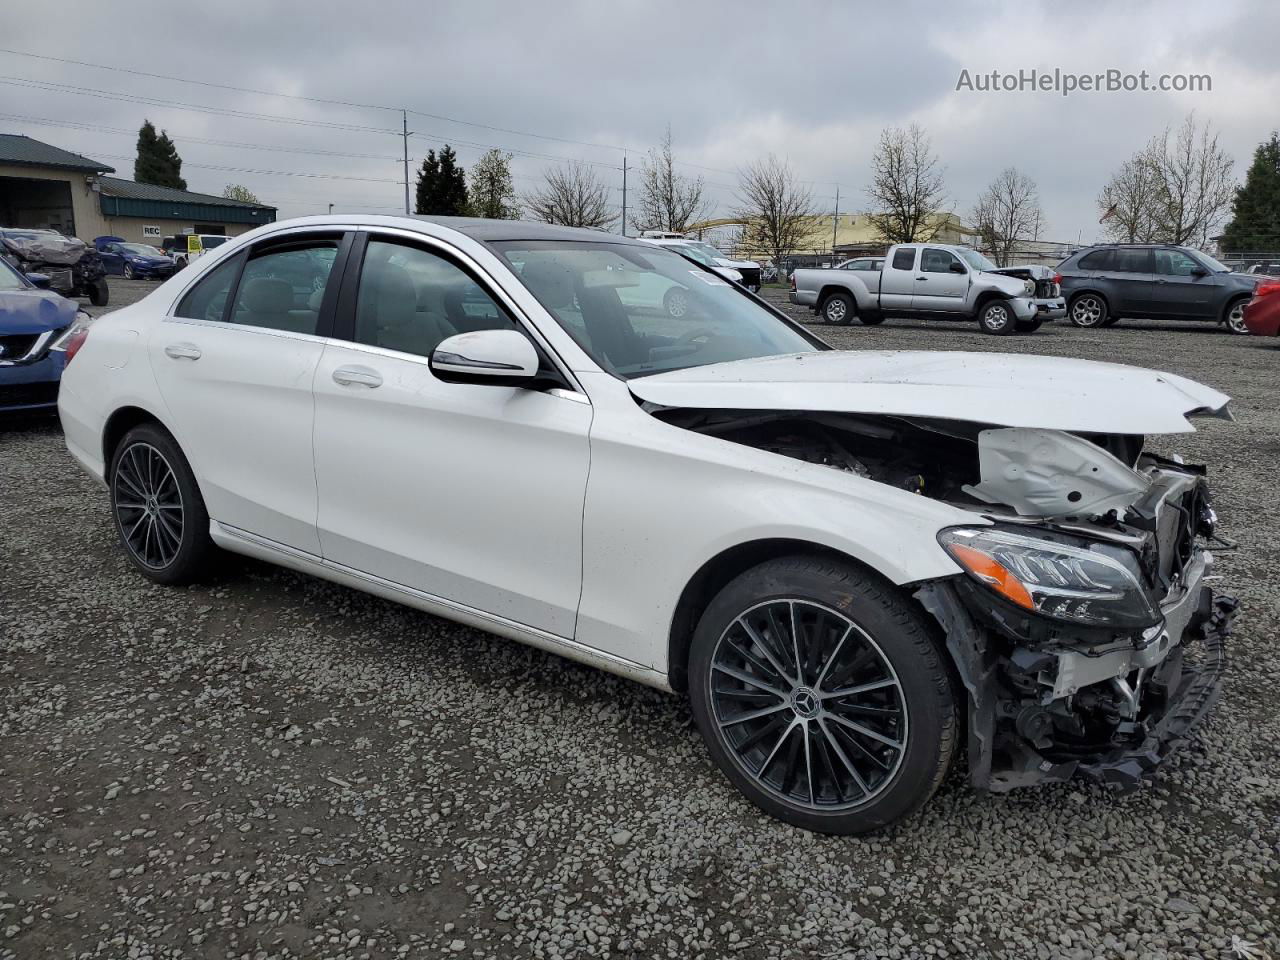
[655,405,1237,790]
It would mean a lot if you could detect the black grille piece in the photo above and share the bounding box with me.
[0,381,59,408]
[0,333,40,360]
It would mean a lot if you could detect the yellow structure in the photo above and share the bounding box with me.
[690,212,973,260]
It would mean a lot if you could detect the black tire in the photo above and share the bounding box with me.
[977,299,1017,335]
[109,423,215,585]
[1015,318,1043,333]
[1224,297,1250,335]
[88,280,109,307]
[1068,293,1108,328]
[663,286,691,319]
[688,555,959,835]
[859,313,887,326]
[1101,316,1120,327]
[123,263,135,280]
[820,292,855,325]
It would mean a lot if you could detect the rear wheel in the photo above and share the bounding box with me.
[820,292,855,325]
[1068,293,1107,327]
[88,280,109,307]
[1224,297,1249,334]
[978,300,1016,335]
[109,423,215,585]
[688,556,958,834]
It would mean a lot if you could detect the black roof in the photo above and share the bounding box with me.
[0,134,114,174]
[414,216,643,245]
[99,176,275,210]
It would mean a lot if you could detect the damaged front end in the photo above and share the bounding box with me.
[1,231,106,298]
[656,406,1237,791]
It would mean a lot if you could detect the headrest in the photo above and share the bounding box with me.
[240,276,294,313]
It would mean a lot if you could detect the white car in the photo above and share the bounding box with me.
[641,233,762,292]
[59,215,1237,834]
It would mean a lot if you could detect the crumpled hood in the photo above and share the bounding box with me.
[630,350,1231,434]
[0,289,79,335]
[2,233,88,266]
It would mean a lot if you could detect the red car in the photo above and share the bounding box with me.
[1243,280,1280,336]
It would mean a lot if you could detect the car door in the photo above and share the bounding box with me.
[1152,248,1216,318]
[312,231,592,638]
[1104,247,1156,315]
[880,246,917,310]
[913,247,969,312]
[149,229,351,554]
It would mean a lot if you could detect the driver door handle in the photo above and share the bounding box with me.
[164,342,201,361]
[332,365,382,388]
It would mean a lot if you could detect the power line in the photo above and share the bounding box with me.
[91,152,403,184]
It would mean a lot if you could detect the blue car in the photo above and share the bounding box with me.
[94,236,177,281]
[0,256,91,413]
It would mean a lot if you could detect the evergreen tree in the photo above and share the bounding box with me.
[135,120,187,190]
[414,145,468,216]
[1221,132,1280,252]
[467,149,518,220]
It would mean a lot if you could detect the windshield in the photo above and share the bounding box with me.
[670,243,719,267]
[493,240,819,379]
[957,248,997,271]
[120,243,163,256]
[0,257,28,291]
[1191,249,1231,273]
[687,241,727,261]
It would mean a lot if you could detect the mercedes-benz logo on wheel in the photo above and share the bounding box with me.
[790,687,819,720]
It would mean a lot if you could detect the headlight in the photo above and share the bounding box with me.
[49,310,94,352]
[939,526,1158,628]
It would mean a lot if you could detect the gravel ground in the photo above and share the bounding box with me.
[1,281,1277,960]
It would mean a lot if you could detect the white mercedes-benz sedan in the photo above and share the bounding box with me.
[58,215,1237,834]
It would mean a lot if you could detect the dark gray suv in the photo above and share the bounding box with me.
[1058,244,1260,334]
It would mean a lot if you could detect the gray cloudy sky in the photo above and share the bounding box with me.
[4,0,1276,243]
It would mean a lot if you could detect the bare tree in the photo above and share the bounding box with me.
[864,124,948,243]
[633,126,712,233]
[524,162,618,229]
[1098,156,1159,243]
[972,167,1044,266]
[734,155,814,269]
[1098,113,1235,246]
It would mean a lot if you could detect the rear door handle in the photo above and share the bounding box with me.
[164,342,201,361]
[332,365,382,388]
[916,276,927,281]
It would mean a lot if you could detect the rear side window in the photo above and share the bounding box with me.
[1076,250,1112,270]
[891,248,916,270]
[1111,248,1153,273]
[228,242,339,335]
[353,239,515,359]
[174,256,240,322]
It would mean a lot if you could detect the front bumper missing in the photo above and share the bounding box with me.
[915,577,1237,793]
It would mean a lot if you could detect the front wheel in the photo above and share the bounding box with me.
[688,556,958,834]
[820,292,855,325]
[123,263,135,280]
[1068,293,1108,327]
[110,424,215,585]
[978,300,1016,335]
[1224,298,1249,334]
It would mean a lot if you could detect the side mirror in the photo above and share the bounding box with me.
[949,261,967,274]
[25,272,51,289]
[430,329,540,386]
[1189,267,1208,278]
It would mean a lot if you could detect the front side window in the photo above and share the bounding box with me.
[354,239,514,359]
[228,242,339,334]
[493,240,818,379]
[174,255,241,322]
[1155,249,1204,276]
[921,248,961,273]
[891,248,916,271]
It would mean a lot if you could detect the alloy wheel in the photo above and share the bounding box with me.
[1226,300,1248,334]
[1071,296,1103,327]
[123,263,135,280]
[113,442,185,570]
[824,298,848,323]
[983,303,1010,331]
[708,599,907,811]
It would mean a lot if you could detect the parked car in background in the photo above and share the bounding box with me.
[59,214,1237,834]
[642,238,743,285]
[0,254,93,413]
[0,227,108,306]
[791,243,1041,334]
[1243,278,1280,337]
[989,264,1066,321]
[161,233,234,268]
[641,232,763,292]
[1058,244,1261,333]
[94,237,178,280]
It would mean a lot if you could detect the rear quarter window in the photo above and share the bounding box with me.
[891,248,916,270]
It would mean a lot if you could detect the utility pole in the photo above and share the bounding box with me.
[621,151,628,236]
[832,184,839,258]
[402,109,411,215]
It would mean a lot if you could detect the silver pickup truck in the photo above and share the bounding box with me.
[791,243,1047,334]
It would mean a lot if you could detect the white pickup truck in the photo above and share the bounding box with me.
[790,243,1044,334]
